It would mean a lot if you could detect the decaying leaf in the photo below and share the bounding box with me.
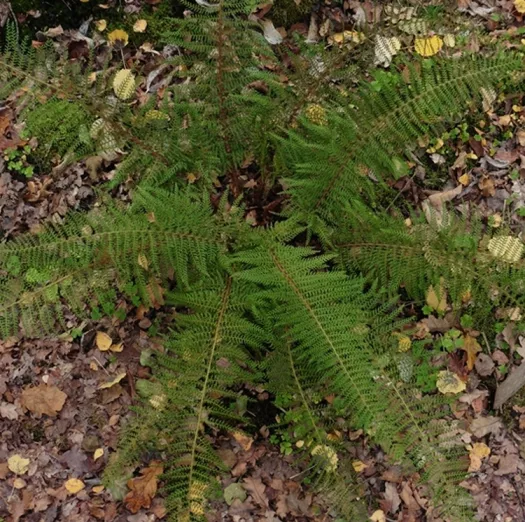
[98,372,127,390]
[124,462,163,513]
[414,35,443,57]
[65,478,85,494]
[21,384,67,416]
[133,19,148,33]
[96,331,113,351]
[461,335,481,371]
[8,455,30,475]
[370,509,387,522]
[352,460,368,472]
[93,448,104,461]
[113,69,136,100]
[468,442,490,472]
[516,0,525,14]
[436,370,466,394]
[108,28,129,46]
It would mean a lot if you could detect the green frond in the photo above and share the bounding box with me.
[105,276,264,521]
[0,189,222,337]
[284,54,525,226]
[234,239,473,519]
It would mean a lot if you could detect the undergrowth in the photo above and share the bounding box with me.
[1,2,525,520]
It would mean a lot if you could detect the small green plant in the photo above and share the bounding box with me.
[3,145,35,177]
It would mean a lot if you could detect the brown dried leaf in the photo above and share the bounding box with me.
[124,462,163,513]
[21,384,67,416]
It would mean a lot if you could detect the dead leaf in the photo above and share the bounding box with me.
[352,460,368,472]
[124,462,163,513]
[96,331,113,351]
[468,442,490,472]
[495,454,518,476]
[461,335,481,371]
[133,19,148,33]
[469,415,503,437]
[65,478,85,494]
[98,372,127,390]
[370,510,387,522]
[93,448,104,461]
[243,477,268,508]
[494,362,525,409]
[232,431,253,451]
[426,279,447,313]
[475,353,495,377]
[8,455,30,475]
[479,176,495,197]
[21,384,67,416]
[436,370,466,394]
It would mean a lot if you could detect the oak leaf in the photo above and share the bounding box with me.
[21,384,67,416]
[124,462,163,513]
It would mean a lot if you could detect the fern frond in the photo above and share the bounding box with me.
[284,54,525,225]
[0,189,222,336]
[106,276,264,521]
[234,239,473,519]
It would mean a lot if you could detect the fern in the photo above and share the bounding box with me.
[106,275,264,521]
[0,189,222,336]
[283,54,525,227]
[234,237,473,518]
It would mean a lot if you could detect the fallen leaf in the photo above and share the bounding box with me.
[133,19,148,33]
[414,35,443,57]
[93,448,104,461]
[478,176,495,197]
[93,485,105,494]
[95,19,107,31]
[224,483,247,506]
[475,353,495,377]
[370,510,386,522]
[108,28,129,46]
[232,431,253,451]
[469,415,503,437]
[98,372,127,390]
[436,370,466,394]
[458,173,470,186]
[495,454,518,475]
[468,442,490,472]
[13,478,26,489]
[517,129,525,146]
[110,342,124,353]
[65,478,85,494]
[352,460,368,472]
[243,477,269,508]
[516,0,525,14]
[461,335,481,371]
[8,455,30,475]
[21,384,67,416]
[96,331,113,351]
[124,462,163,513]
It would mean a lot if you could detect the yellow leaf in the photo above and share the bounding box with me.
[98,372,127,390]
[458,173,470,186]
[468,442,490,472]
[8,455,30,475]
[93,485,105,494]
[108,28,129,46]
[516,0,525,14]
[133,19,148,33]
[351,459,368,472]
[113,69,136,100]
[488,236,523,263]
[96,331,113,351]
[461,335,481,372]
[436,370,466,394]
[65,478,85,494]
[95,19,107,32]
[370,510,387,522]
[110,342,124,353]
[296,440,305,448]
[414,35,443,57]
[13,478,26,489]
[426,279,447,313]
[93,448,104,461]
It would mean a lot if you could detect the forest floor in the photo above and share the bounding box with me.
[3,0,525,521]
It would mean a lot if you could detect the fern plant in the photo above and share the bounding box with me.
[2,6,525,520]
